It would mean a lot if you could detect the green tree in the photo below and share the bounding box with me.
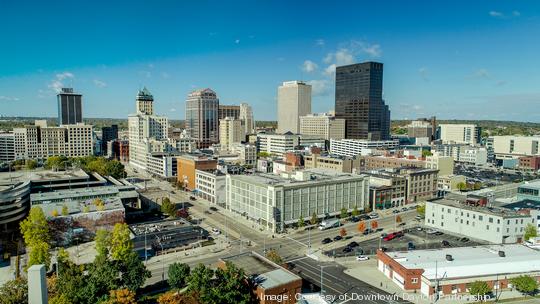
[186,264,214,301]
[45,156,69,170]
[0,278,28,304]
[106,289,137,304]
[168,263,191,289]
[118,251,151,291]
[20,206,51,270]
[257,151,271,158]
[25,159,38,170]
[457,182,467,192]
[161,197,176,217]
[351,206,360,217]
[61,205,69,216]
[422,150,433,157]
[340,208,348,219]
[469,281,491,300]
[104,160,126,179]
[95,229,111,258]
[310,212,318,226]
[524,223,538,241]
[510,275,539,295]
[55,254,86,303]
[266,249,283,265]
[49,294,71,304]
[110,223,133,263]
[473,182,482,190]
[297,216,305,228]
[211,262,253,304]
[416,204,425,216]
[81,254,120,303]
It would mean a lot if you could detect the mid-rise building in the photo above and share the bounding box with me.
[57,88,83,125]
[299,113,345,140]
[239,103,255,134]
[13,121,93,160]
[0,132,15,162]
[329,138,399,157]
[407,118,435,142]
[257,133,299,156]
[109,139,129,162]
[367,172,407,209]
[219,117,245,151]
[424,153,454,176]
[186,88,220,148]
[437,175,466,191]
[439,124,481,145]
[277,81,311,134]
[101,124,118,155]
[303,153,361,173]
[195,169,226,206]
[226,169,369,232]
[458,147,488,166]
[231,143,256,167]
[335,62,390,140]
[519,156,540,172]
[487,136,540,161]
[177,154,217,191]
[425,199,531,243]
[218,104,240,120]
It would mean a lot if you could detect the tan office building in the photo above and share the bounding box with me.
[277,81,311,134]
[299,113,345,140]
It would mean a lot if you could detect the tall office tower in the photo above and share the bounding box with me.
[239,103,255,134]
[57,88,83,125]
[277,81,311,134]
[185,88,220,148]
[219,117,245,151]
[101,124,118,154]
[218,105,240,120]
[136,87,154,115]
[335,62,391,140]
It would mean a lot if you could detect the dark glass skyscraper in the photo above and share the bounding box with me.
[101,124,118,154]
[335,62,390,140]
[57,88,83,125]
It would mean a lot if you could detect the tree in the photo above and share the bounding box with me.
[20,206,51,270]
[339,227,347,237]
[45,156,69,170]
[422,150,433,157]
[416,204,425,216]
[0,278,28,304]
[351,206,360,217]
[297,216,305,228]
[55,254,86,303]
[168,263,191,290]
[266,249,283,265]
[118,251,151,291]
[186,264,214,301]
[25,159,38,170]
[469,281,491,300]
[51,209,59,217]
[81,254,120,303]
[395,215,402,224]
[524,223,537,241]
[157,291,201,304]
[371,220,379,230]
[83,206,90,213]
[510,275,539,295]
[257,151,271,158]
[340,208,348,219]
[110,223,133,263]
[211,262,254,304]
[104,160,126,179]
[161,197,176,217]
[61,205,69,216]
[473,182,482,190]
[310,212,318,226]
[106,289,137,304]
[457,182,467,192]
[94,198,105,211]
[49,294,71,304]
[95,229,111,258]
[357,221,366,233]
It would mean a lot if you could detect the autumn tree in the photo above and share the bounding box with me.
[396,215,402,224]
[110,223,133,263]
[339,227,347,237]
[371,220,379,230]
[310,212,318,225]
[106,289,137,304]
[416,204,425,216]
[20,206,51,270]
[266,249,283,265]
[357,221,366,233]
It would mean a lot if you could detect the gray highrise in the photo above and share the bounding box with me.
[57,88,83,125]
[335,62,390,140]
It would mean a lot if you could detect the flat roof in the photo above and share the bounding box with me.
[31,185,120,202]
[255,268,300,289]
[0,169,89,185]
[38,197,124,217]
[519,180,540,190]
[428,198,527,218]
[229,169,365,187]
[385,244,540,281]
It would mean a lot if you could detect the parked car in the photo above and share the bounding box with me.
[415,215,424,221]
[383,233,397,241]
[363,228,373,235]
[408,242,416,250]
[434,231,444,236]
[416,227,423,231]
[211,228,220,235]
[442,240,450,247]
[321,238,332,244]
[392,209,400,214]
[359,215,370,221]
[342,246,353,253]
[398,222,406,227]
[426,229,438,234]
[356,255,369,261]
[380,233,388,239]
[209,206,218,212]
[347,241,359,248]
[350,216,360,222]
[333,235,343,241]
[369,213,379,219]
[401,207,408,212]
[459,237,470,243]
[380,247,388,252]
[189,196,197,201]
[395,231,404,238]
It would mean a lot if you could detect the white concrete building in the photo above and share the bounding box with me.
[329,139,399,157]
[487,136,540,160]
[424,153,454,176]
[219,117,245,151]
[231,143,256,166]
[425,199,532,244]
[13,121,93,160]
[257,133,299,156]
[439,124,481,145]
[277,81,311,134]
[226,169,369,232]
[239,103,255,134]
[0,132,15,162]
[299,113,345,140]
[195,169,226,206]
[458,147,488,165]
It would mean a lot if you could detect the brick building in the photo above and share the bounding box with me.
[176,154,217,191]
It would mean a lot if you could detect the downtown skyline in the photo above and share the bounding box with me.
[1,0,540,122]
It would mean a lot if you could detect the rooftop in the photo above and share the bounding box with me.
[254,268,300,289]
[428,198,527,218]
[519,180,540,189]
[384,244,540,281]
[0,169,90,189]
[31,185,121,203]
[229,168,366,187]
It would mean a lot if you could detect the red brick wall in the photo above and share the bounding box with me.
[377,250,424,290]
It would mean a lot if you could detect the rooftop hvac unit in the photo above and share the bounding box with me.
[445,254,453,261]
[498,250,506,257]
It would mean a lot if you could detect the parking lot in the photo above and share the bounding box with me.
[324,225,488,257]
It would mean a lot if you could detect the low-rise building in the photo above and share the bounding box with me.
[299,113,345,140]
[517,180,540,202]
[195,169,226,206]
[437,175,466,191]
[177,154,217,191]
[303,153,361,173]
[232,143,257,166]
[425,198,532,243]
[257,133,299,156]
[487,136,540,161]
[458,147,488,166]
[519,156,540,172]
[377,244,540,298]
[226,169,369,232]
[329,139,399,157]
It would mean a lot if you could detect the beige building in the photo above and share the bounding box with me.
[439,124,481,145]
[231,143,257,166]
[303,153,360,173]
[424,153,454,176]
[299,113,345,140]
[487,136,540,160]
[437,174,466,191]
[239,103,255,134]
[407,120,433,140]
[219,117,245,151]
[257,133,299,156]
[14,121,93,160]
[277,81,311,134]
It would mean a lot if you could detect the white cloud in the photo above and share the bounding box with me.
[170,108,177,112]
[495,80,507,86]
[56,72,74,81]
[316,39,325,46]
[489,11,503,17]
[361,44,382,58]
[306,80,330,96]
[0,95,19,102]
[323,64,337,77]
[161,72,170,79]
[93,79,107,88]
[48,71,74,93]
[512,11,521,17]
[148,63,155,69]
[302,60,318,73]
[489,10,521,19]
[470,68,491,79]
[139,70,151,78]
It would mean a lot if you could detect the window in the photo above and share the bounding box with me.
[479,215,483,221]
[486,225,489,230]
[412,278,418,284]
[489,217,493,223]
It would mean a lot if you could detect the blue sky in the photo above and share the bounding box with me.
[1,0,540,122]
